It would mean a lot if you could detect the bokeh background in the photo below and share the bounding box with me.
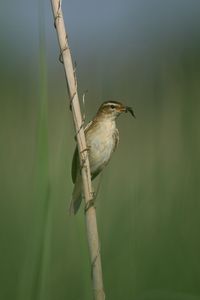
[1,0,200,299]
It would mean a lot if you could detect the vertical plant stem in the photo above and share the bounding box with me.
[18,2,49,299]
[50,1,105,299]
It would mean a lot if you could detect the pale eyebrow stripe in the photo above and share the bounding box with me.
[103,102,118,107]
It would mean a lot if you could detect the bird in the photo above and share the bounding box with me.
[69,100,135,215]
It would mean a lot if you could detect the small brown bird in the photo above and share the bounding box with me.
[69,101,135,214]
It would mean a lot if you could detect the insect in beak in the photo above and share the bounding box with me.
[125,106,136,118]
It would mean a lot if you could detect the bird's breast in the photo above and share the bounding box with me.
[86,120,118,175]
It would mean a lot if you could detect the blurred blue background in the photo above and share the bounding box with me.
[1,0,200,299]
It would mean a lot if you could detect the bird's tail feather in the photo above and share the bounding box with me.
[69,175,82,215]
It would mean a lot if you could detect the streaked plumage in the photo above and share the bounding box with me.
[69,101,135,214]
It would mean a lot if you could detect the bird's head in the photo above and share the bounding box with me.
[97,101,135,120]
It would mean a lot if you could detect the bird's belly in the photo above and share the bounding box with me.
[87,135,115,175]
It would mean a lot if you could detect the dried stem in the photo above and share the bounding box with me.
[50,1,105,299]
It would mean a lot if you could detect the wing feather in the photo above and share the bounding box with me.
[71,147,79,183]
[112,128,119,153]
[71,121,92,183]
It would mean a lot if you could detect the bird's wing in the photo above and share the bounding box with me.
[71,146,79,183]
[71,121,93,183]
[112,128,119,153]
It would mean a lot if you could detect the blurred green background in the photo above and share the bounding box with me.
[1,0,200,299]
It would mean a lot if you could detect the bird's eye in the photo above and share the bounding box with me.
[110,105,115,109]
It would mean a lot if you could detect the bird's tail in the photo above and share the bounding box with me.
[69,174,82,215]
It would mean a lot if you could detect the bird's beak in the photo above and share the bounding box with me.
[125,106,136,118]
[118,104,136,118]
